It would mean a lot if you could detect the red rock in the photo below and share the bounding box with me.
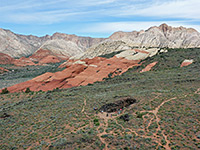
[32,72,54,82]
[134,49,149,54]
[3,56,143,93]
[140,61,158,73]
[0,53,15,64]
[29,49,53,62]
[39,55,61,64]
[84,57,106,65]
[30,49,68,63]
[0,67,9,73]
[14,57,37,67]
[180,59,193,67]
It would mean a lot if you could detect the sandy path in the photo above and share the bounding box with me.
[140,97,176,150]
[97,113,109,150]
[81,99,86,113]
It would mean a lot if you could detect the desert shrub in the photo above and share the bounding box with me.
[1,88,9,94]
[93,118,100,126]
[136,112,147,118]
[50,138,67,149]
[25,87,31,93]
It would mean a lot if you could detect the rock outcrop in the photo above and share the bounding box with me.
[2,56,141,93]
[180,59,194,67]
[0,53,15,64]
[13,57,37,67]
[1,48,163,93]
[140,62,158,73]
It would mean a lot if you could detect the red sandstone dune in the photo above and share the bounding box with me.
[2,56,142,93]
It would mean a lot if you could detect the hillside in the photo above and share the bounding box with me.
[0,48,200,149]
[0,48,159,92]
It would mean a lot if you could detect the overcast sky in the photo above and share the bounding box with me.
[0,0,199,37]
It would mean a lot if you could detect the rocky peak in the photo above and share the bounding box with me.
[158,23,173,32]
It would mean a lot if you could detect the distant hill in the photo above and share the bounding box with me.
[1,24,200,59]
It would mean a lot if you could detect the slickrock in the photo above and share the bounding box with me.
[115,48,159,60]
[13,57,37,67]
[140,61,158,73]
[39,55,61,64]
[3,56,141,93]
[180,59,194,67]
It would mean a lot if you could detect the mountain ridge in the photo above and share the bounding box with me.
[1,24,200,59]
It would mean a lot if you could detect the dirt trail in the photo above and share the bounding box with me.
[81,99,86,112]
[97,113,109,150]
[140,97,176,150]
[195,88,200,94]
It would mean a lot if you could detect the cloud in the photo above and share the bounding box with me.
[79,21,200,34]
[117,0,200,20]
[0,0,200,37]
[1,0,200,24]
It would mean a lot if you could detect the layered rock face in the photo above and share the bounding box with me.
[0,53,15,64]
[0,29,105,58]
[109,24,200,49]
[72,24,200,59]
[1,24,200,60]
[0,28,49,58]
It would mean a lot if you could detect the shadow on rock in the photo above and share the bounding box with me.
[99,97,136,113]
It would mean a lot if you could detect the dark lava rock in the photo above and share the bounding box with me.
[99,97,136,113]
[120,114,130,122]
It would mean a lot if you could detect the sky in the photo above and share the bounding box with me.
[0,0,200,37]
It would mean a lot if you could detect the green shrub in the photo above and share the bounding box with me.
[25,87,31,93]
[1,88,9,94]
[136,112,147,118]
[94,118,100,126]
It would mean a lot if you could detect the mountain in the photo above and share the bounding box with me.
[0,29,105,58]
[72,24,200,59]
[1,24,200,59]
[0,28,49,58]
